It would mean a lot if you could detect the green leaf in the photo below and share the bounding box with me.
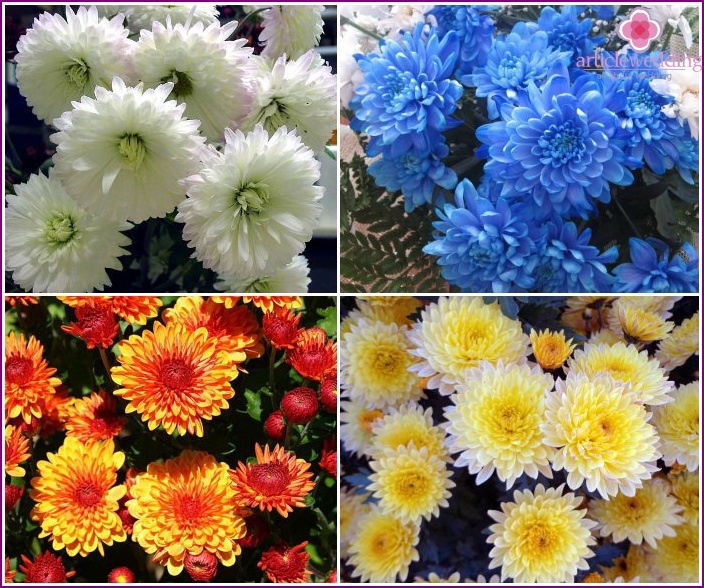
[305,542,324,565]
[315,306,337,339]
[244,389,263,422]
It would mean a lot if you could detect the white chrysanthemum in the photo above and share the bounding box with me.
[51,77,204,223]
[133,18,254,141]
[379,4,433,37]
[590,478,684,548]
[339,27,370,109]
[340,400,385,458]
[652,381,700,471]
[241,51,336,154]
[259,5,324,60]
[445,361,555,488]
[176,125,323,276]
[5,173,130,293]
[105,4,219,34]
[214,255,311,293]
[15,6,135,124]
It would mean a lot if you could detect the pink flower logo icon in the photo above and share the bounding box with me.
[618,9,662,52]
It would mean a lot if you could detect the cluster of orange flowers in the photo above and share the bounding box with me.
[4,296,337,583]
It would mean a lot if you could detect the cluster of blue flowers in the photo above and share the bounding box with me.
[350,5,699,293]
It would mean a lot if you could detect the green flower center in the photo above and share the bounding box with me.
[234,181,269,216]
[161,70,194,98]
[65,58,90,90]
[46,214,78,246]
[261,99,289,132]
[119,134,146,170]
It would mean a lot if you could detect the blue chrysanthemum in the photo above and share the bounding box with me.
[368,133,458,213]
[426,5,495,75]
[614,237,698,293]
[423,179,545,292]
[476,66,635,220]
[537,6,605,68]
[534,221,618,292]
[466,22,572,118]
[350,23,463,156]
[677,136,699,185]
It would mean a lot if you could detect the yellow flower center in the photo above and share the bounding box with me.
[119,134,147,170]
[65,58,90,89]
[359,409,384,433]
[525,521,559,555]
[46,215,78,246]
[390,471,428,501]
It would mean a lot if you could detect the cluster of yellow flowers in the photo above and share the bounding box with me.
[340,296,699,584]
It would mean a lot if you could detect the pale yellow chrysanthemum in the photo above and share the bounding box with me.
[656,312,699,371]
[340,487,372,556]
[414,572,463,583]
[445,361,555,488]
[567,342,673,405]
[408,297,529,395]
[613,300,674,344]
[668,470,699,524]
[652,382,699,471]
[347,506,420,583]
[340,400,385,458]
[342,297,422,335]
[561,296,616,335]
[530,329,576,370]
[588,328,622,346]
[644,522,699,582]
[368,444,454,524]
[466,574,501,583]
[542,373,660,498]
[601,544,654,583]
[608,296,680,326]
[589,478,684,547]
[370,402,448,461]
[487,484,596,583]
[341,318,423,408]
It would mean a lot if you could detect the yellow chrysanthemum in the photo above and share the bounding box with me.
[488,484,596,583]
[613,299,674,344]
[408,297,529,395]
[111,322,238,436]
[340,487,372,556]
[543,373,660,498]
[652,381,699,471]
[30,437,126,557]
[414,572,463,582]
[561,296,616,335]
[607,296,679,325]
[645,522,699,582]
[5,331,61,423]
[162,296,264,364]
[128,450,246,576]
[669,470,699,524]
[590,477,684,547]
[530,329,576,370]
[341,318,423,408]
[368,444,454,524]
[5,425,31,477]
[342,297,422,335]
[445,361,555,488]
[601,544,653,583]
[656,311,699,371]
[567,342,673,405]
[347,506,420,583]
[370,402,447,461]
[588,328,622,346]
[340,400,385,457]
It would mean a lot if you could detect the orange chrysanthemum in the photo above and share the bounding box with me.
[287,328,337,382]
[5,557,15,583]
[5,331,61,424]
[30,437,127,557]
[230,444,316,518]
[263,306,304,350]
[38,385,75,438]
[243,296,303,313]
[111,322,238,436]
[258,541,312,583]
[5,296,38,306]
[127,450,246,577]
[5,425,31,477]
[209,295,241,308]
[110,296,163,324]
[61,298,119,349]
[162,296,263,364]
[65,390,126,442]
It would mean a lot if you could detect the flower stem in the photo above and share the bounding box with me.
[612,193,643,239]
[269,347,278,410]
[233,7,269,37]
[284,421,294,448]
[340,16,383,41]
[98,347,114,384]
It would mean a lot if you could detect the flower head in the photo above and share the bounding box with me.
[369,444,454,523]
[4,558,15,584]
[347,506,420,583]
[340,487,372,555]
[445,362,555,487]
[127,450,245,576]
[108,567,135,583]
[115,4,218,34]
[61,298,119,349]
[656,311,699,371]
[5,331,61,423]
[5,425,31,477]
[615,238,698,293]
[110,296,162,324]
[341,318,422,408]
[5,296,38,306]
[319,437,337,478]
[537,6,605,65]
[669,470,699,524]
[19,551,75,583]
[242,296,303,312]
[287,327,337,382]
[408,297,529,395]
[229,443,315,518]
[258,541,312,583]
[65,390,125,442]
[6,483,24,510]
[264,410,286,442]
[263,307,303,350]
[15,6,135,124]
[371,402,447,461]
[184,551,218,582]
[567,342,673,405]
[320,378,337,413]
[543,373,660,498]
[530,329,576,370]
[5,173,130,293]
[645,522,699,582]
[281,387,319,424]
[52,77,205,223]
[111,321,238,436]
[614,298,674,343]
[216,255,312,294]
[340,401,384,458]
[488,484,596,583]
[133,18,254,141]
[260,5,324,60]
[30,437,126,556]
[652,382,699,471]
[349,297,422,329]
